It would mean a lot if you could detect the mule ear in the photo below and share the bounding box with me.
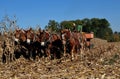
[23,30,27,33]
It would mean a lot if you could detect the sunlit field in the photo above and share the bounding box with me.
[0,38,120,79]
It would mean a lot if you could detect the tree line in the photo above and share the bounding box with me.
[0,16,120,42]
[45,18,120,42]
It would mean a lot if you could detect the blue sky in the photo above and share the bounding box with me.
[0,0,120,32]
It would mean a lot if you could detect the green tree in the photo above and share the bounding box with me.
[90,18,101,37]
[45,20,59,33]
[103,27,113,41]
[60,21,74,30]
[90,18,113,40]
[82,18,91,33]
[44,18,115,41]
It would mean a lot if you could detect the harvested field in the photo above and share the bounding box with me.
[0,38,120,79]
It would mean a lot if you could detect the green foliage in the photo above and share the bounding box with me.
[45,18,118,41]
[60,21,74,30]
[60,19,82,31]
[82,18,91,33]
[45,20,60,33]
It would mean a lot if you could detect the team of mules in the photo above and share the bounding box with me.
[1,28,90,63]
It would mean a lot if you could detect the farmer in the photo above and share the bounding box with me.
[72,23,83,33]
[72,23,76,32]
[76,24,82,33]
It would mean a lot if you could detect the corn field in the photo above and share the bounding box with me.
[0,37,120,79]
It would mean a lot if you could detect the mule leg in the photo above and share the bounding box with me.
[75,47,78,60]
[80,47,84,60]
[63,44,66,56]
[71,46,75,61]
[71,50,74,61]
[46,48,51,60]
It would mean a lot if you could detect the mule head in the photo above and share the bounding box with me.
[39,30,50,46]
[14,29,23,44]
[19,29,27,42]
[26,28,35,44]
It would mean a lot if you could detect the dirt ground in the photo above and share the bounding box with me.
[0,38,120,79]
